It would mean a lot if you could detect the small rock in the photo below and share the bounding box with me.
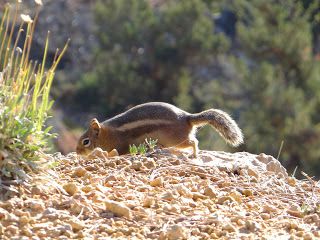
[88,147,108,159]
[287,177,296,187]
[260,213,270,220]
[0,207,9,219]
[241,189,253,197]
[192,192,206,201]
[245,220,260,232]
[108,149,119,157]
[73,167,87,177]
[171,159,181,165]
[161,191,176,201]
[6,225,19,235]
[165,224,189,240]
[287,209,303,218]
[313,231,320,238]
[106,161,117,168]
[19,215,30,225]
[216,196,234,205]
[204,186,218,198]
[105,174,117,182]
[222,223,237,232]
[63,182,79,196]
[303,232,313,240]
[144,159,157,169]
[262,204,278,213]
[105,200,132,219]
[68,218,85,231]
[21,227,32,237]
[303,213,319,223]
[247,168,260,179]
[25,199,45,212]
[229,191,243,203]
[142,197,155,208]
[81,185,93,193]
[150,177,163,187]
[31,186,42,195]
[174,184,193,198]
[131,161,143,171]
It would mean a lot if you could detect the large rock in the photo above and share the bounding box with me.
[193,151,288,177]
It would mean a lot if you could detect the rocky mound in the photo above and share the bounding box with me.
[0,150,319,239]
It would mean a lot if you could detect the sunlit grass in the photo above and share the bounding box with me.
[0,2,68,181]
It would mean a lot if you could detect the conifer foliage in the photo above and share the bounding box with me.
[80,0,320,176]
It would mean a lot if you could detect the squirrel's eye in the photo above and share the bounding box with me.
[82,138,91,147]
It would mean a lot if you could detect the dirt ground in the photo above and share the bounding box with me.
[0,149,319,239]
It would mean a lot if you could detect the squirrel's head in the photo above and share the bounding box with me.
[76,118,102,155]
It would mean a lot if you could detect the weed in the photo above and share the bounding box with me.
[0,2,68,181]
[129,138,158,156]
[145,138,158,152]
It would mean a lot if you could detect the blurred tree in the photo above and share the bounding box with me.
[75,0,320,177]
[228,0,320,175]
[77,0,229,114]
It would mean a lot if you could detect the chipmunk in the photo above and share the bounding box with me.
[76,102,243,157]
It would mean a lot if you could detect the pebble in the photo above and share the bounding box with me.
[204,186,218,198]
[245,220,260,232]
[150,177,163,187]
[222,223,237,232]
[0,207,9,219]
[143,159,157,169]
[142,197,155,208]
[263,204,278,213]
[31,186,42,195]
[68,218,85,231]
[25,199,45,212]
[88,148,108,159]
[260,213,270,220]
[165,224,189,240]
[303,213,319,223]
[216,196,234,205]
[241,189,253,197]
[161,191,176,201]
[229,191,243,203]
[131,161,143,171]
[108,149,119,157]
[247,168,260,179]
[105,200,132,219]
[19,215,30,225]
[287,177,296,186]
[63,182,79,196]
[287,209,303,218]
[6,225,19,235]
[72,167,87,177]
[174,184,193,198]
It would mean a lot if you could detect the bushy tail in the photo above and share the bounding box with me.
[188,109,243,147]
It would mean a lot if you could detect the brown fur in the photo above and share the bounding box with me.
[76,102,243,157]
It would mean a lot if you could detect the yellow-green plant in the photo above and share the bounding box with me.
[0,2,68,180]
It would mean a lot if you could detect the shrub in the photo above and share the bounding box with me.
[0,3,68,181]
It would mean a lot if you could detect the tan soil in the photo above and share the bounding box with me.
[0,149,319,239]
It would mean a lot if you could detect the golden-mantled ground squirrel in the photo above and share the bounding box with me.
[76,102,243,157]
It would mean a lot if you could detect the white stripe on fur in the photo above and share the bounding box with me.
[117,119,173,131]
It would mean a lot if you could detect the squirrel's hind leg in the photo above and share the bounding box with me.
[175,137,199,158]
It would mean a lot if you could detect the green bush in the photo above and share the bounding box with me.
[0,3,68,180]
[77,0,229,115]
[230,0,320,175]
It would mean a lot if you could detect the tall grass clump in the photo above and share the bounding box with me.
[0,2,68,181]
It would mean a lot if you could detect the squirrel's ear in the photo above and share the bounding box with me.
[90,118,101,135]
